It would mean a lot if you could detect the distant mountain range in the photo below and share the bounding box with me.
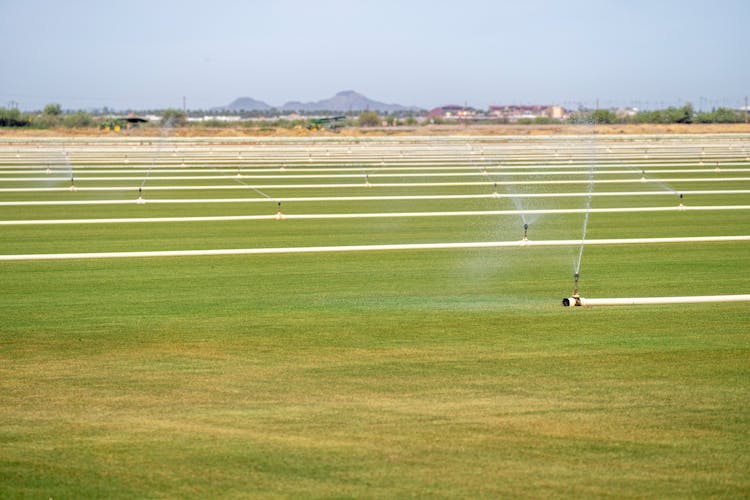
[215,90,416,113]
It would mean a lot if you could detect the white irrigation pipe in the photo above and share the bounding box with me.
[4,168,750,181]
[575,294,750,306]
[2,164,750,175]
[1,235,748,261]
[2,190,750,207]
[1,205,748,226]
[2,176,750,193]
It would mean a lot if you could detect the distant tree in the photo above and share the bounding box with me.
[0,107,31,127]
[43,103,62,116]
[62,112,94,128]
[160,109,187,127]
[695,107,741,123]
[35,104,63,128]
[591,109,617,124]
[357,111,380,127]
[404,116,418,126]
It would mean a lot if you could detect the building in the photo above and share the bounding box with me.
[427,105,478,120]
[488,105,568,122]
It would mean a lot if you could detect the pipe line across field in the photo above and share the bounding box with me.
[2,189,750,206]
[1,205,749,226]
[573,295,750,306]
[1,235,748,261]
[2,176,750,193]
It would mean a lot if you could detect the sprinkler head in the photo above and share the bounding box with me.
[564,274,583,307]
[523,223,529,242]
[562,295,583,307]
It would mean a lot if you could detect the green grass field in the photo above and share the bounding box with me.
[1,135,749,497]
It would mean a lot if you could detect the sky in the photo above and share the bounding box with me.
[1,0,748,111]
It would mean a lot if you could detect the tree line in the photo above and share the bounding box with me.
[589,104,746,125]
[0,103,746,128]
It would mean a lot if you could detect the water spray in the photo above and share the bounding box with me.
[564,127,595,306]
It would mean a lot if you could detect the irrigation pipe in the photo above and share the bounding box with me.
[1,235,748,261]
[2,190,750,207]
[563,294,750,307]
[1,205,749,226]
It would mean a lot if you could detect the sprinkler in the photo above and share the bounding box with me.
[236,167,242,178]
[275,201,284,220]
[365,174,371,188]
[69,175,76,192]
[523,223,529,242]
[562,272,583,307]
[640,170,646,182]
[137,187,145,204]
[678,193,684,209]
[493,182,498,198]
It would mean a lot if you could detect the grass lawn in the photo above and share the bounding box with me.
[1,136,749,497]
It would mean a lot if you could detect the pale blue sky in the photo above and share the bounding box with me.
[1,0,748,111]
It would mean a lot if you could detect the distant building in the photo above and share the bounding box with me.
[187,115,243,123]
[488,105,568,122]
[428,105,478,120]
[615,107,639,119]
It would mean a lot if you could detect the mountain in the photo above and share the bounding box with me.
[214,91,415,113]
[216,97,272,111]
[281,90,412,113]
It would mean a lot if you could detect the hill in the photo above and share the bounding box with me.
[215,97,272,111]
[216,91,415,113]
[281,90,412,112]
